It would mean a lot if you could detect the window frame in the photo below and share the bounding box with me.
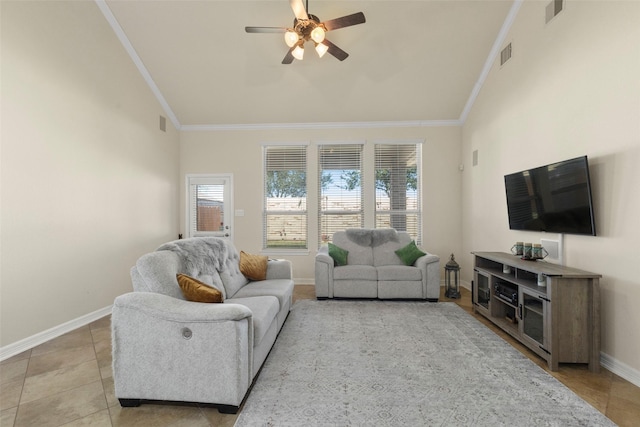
[262,142,309,254]
[317,141,365,245]
[185,174,233,240]
[373,141,423,244]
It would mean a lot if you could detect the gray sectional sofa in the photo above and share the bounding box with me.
[315,229,440,301]
[111,237,294,414]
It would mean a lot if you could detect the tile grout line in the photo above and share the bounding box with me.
[13,350,32,427]
[90,318,114,427]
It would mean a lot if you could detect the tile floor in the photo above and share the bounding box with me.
[1,286,639,426]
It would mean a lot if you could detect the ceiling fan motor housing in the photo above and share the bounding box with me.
[293,14,325,42]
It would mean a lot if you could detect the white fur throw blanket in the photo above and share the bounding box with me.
[157,238,228,277]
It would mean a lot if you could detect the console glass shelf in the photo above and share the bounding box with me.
[472,251,601,372]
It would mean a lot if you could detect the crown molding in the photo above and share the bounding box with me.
[180,120,462,132]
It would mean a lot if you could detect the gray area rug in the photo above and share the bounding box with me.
[235,300,615,426]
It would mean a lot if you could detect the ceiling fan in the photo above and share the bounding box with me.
[245,0,366,64]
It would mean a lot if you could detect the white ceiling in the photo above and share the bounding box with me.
[101,0,516,128]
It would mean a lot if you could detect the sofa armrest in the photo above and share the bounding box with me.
[112,292,253,407]
[113,291,252,322]
[415,253,439,268]
[415,253,441,300]
[265,259,293,280]
[315,248,334,298]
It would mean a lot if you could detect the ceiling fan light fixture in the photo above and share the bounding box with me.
[315,42,329,58]
[284,30,299,47]
[292,44,305,60]
[310,26,325,43]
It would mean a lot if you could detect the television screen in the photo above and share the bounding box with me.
[504,156,596,235]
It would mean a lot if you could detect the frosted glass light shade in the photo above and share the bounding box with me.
[315,42,329,58]
[310,26,325,43]
[292,45,304,60]
[284,30,299,47]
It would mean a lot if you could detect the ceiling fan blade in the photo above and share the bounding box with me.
[245,26,287,33]
[282,47,295,64]
[323,39,349,61]
[289,0,308,20]
[322,12,366,32]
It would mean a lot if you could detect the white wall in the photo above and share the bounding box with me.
[461,1,640,374]
[1,1,180,347]
[180,126,462,282]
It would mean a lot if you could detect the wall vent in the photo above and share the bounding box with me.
[500,43,512,66]
[472,150,479,166]
[159,115,167,132]
[546,0,564,24]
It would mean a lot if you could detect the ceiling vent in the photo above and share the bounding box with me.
[500,43,512,66]
[546,0,564,24]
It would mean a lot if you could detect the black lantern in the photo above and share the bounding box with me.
[444,253,461,299]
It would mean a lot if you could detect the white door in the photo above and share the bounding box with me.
[186,174,233,239]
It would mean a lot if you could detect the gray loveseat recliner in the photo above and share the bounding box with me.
[315,228,440,301]
[111,237,294,414]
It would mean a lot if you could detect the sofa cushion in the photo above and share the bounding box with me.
[231,279,294,314]
[395,240,426,266]
[371,230,411,266]
[239,251,268,280]
[334,280,378,298]
[328,243,349,266]
[333,230,374,265]
[377,265,422,281]
[177,274,224,303]
[333,265,377,281]
[133,251,186,300]
[225,296,279,346]
[378,280,424,299]
[219,244,250,298]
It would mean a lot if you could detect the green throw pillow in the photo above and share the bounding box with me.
[328,243,349,266]
[395,240,426,266]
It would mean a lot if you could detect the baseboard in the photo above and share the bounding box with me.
[294,278,315,285]
[601,352,640,388]
[0,305,113,362]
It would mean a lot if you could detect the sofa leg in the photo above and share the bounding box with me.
[119,399,141,407]
[218,404,239,414]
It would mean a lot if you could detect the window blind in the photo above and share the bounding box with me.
[191,183,225,235]
[263,145,308,249]
[374,143,421,243]
[318,144,364,244]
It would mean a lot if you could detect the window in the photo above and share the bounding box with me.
[318,143,364,243]
[263,145,308,249]
[186,175,232,239]
[375,143,421,243]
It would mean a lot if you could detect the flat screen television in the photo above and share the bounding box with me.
[504,156,596,236]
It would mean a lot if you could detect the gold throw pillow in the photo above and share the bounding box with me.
[239,251,268,281]
[177,274,223,303]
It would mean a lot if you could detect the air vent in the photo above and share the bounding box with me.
[500,43,512,66]
[546,0,563,24]
[159,115,167,132]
